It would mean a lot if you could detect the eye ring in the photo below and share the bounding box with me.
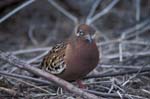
[78,30,84,36]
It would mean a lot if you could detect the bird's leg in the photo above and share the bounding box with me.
[76,80,87,89]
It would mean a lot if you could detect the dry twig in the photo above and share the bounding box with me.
[0,0,35,23]
[47,0,78,24]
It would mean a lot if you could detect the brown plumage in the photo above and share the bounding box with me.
[41,24,99,81]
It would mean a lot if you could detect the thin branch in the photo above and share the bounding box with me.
[47,0,78,24]
[12,78,55,95]
[97,18,150,47]
[87,0,102,23]
[85,65,150,79]
[121,64,146,86]
[116,91,123,99]
[85,89,130,98]
[0,0,35,23]
[121,18,150,39]
[135,0,141,39]
[27,51,49,64]
[87,0,119,24]
[119,23,127,62]
[0,87,18,96]
[104,51,150,59]
[28,25,39,46]
[135,0,141,21]
[108,78,115,93]
[141,89,150,95]
[40,19,59,46]
[0,51,100,99]
[127,94,148,99]
[98,39,150,47]
[119,43,123,62]
[0,71,51,85]
[10,47,50,55]
[100,64,146,69]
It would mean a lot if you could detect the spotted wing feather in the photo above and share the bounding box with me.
[41,42,67,75]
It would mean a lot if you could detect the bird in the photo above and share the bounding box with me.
[41,24,99,82]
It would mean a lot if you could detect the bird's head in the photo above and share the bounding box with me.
[75,24,96,43]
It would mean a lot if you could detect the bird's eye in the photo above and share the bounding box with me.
[77,30,84,36]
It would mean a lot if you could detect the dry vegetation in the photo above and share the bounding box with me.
[0,0,150,99]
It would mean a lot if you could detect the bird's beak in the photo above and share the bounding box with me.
[85,34,93,43]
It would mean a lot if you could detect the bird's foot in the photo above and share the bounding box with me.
[76,80,87,89]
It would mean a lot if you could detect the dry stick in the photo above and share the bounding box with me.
[141,89,150,95]
[97,39,150,48]
[104,51,150,59]
[10,47,50,55]
[40,19,60,46]
[96,18,150,45]
[11,78,56,95]
[87,0,102,19]
[85,89,130,99]
[0,51,100,99]
[85,66,150,79]
[86,0,102,25]
[121,18,150,40]
[89,77,146,98]
[0,71,50,85]
[0,87,18,96]
[27,51,49,64]
[119,42,123,62]
[121,64,146,87]
[100,64,146,69]
[135,0,141,39]
[87,0,119,24]
[28,25,39,46]
[47,0,78,24]
[0,0,35,23]
[96,18,150,47]
[135,0,141,21]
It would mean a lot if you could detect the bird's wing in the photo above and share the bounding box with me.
[41,42,67,75]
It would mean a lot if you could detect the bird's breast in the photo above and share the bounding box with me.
[65,40,99,69]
